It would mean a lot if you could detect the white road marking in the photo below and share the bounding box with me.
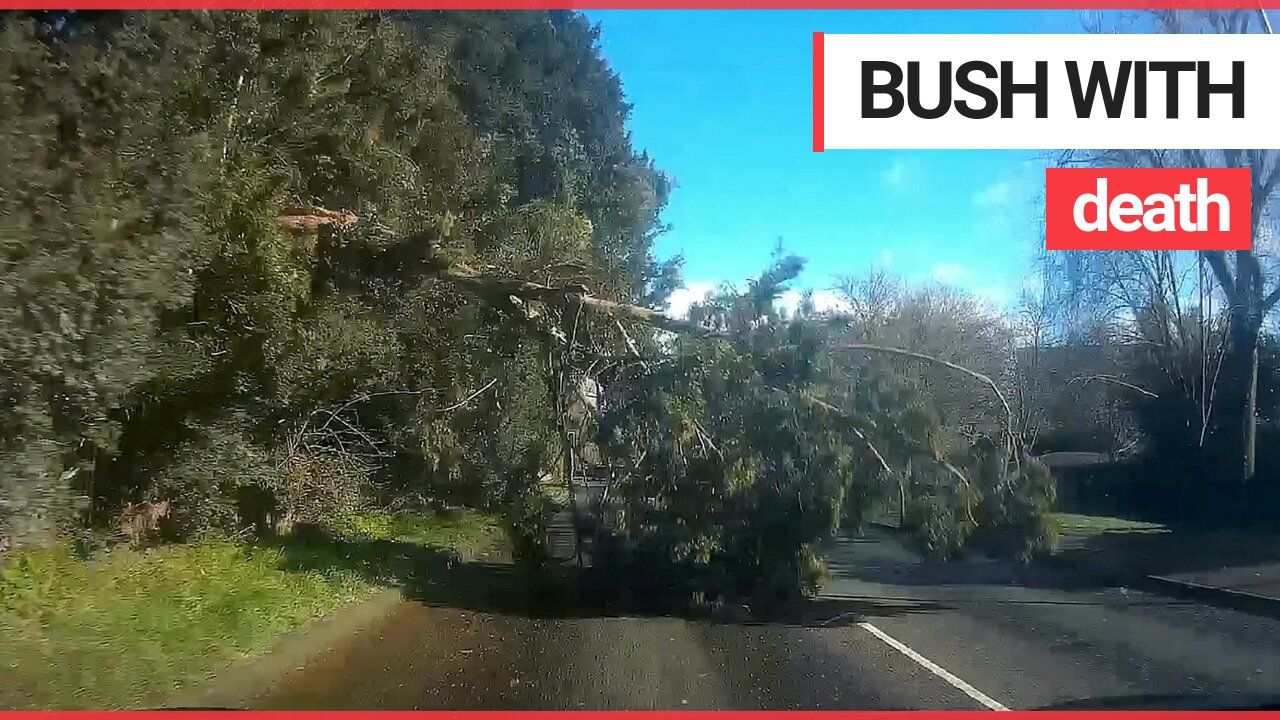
[858,621,1009,711]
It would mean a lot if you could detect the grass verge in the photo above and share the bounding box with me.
[0,510,504,709]
[1050,511,1280,582]
[1051,512,1168,540]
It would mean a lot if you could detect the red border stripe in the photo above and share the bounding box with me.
[813,31,825,153]
[3,710,1280,717]
[5,0,1280,7]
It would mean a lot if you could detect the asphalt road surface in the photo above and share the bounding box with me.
[246,529,1280,710]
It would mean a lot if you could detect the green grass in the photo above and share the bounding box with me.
[1050,512,1280,578]
[1050,512,1168,539]
[329,510,504,553]
[0,510,504,709]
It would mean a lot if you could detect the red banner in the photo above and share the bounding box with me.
[1046,167,1252,251]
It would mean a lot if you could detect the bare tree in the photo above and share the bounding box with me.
[1052,9,1280,480]
[834,273,1018,439]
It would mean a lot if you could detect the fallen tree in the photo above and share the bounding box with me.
[282,209,1057,600]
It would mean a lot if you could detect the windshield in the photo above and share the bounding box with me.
[2,6,1280,712]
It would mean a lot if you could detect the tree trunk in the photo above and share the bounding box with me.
[1229,316,1261,481]
[1245,338,1259,479]
[898,477,907,527]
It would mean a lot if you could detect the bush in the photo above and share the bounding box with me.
[905,492,975,560]
[796,543,828,596]
[272,452,369,534]
[0,439,70,552]
[0,9,666,554]
[507,488,555,564]
[899,444,1057,561]
[973,455,1058,560]
[151,429,274,540]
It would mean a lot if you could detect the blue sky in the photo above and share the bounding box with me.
[587,10,1091,314]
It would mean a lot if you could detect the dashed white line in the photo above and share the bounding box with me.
[858,621,1010,711]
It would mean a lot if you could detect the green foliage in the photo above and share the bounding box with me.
[597,259,849,606]
[973,453,1058,560]
[0,15,217,545]
[152,425,277,540]
[0,11,1055,617]
[0,10,666,548]
[598,255,1057,603]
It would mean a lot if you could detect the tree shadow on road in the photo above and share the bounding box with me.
[827,554,1114,592]
[723,594,951,627]
[826,530,1237,597]
[824,532,1127,594]
[272,533,949,628]
[1056,527,1280,582]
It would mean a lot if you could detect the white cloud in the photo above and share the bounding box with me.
[776,289,852,318]
[972,181,1013,207]
[812,289,853,314]
[668,283,853,321]
[878,248,895,267]
[973,284,1013,309]
[665,281,717,319]
[930,262,970,283]
[775,290,803,318]
[1021,273,1045,293]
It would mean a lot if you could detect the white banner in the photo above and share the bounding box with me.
[818,33,1280,150]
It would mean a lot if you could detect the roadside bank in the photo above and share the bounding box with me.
[0,511,505,709]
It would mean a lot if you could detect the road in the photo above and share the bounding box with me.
[244,529,1280,710]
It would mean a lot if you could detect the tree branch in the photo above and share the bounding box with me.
[438,378,498,413]
[1200,250,1237,302]
[279,208,1021,477]
[1066,374,1159,399]
[795,391,893,476]
[614,318,644,359]
[439,265,724,338]
[692,419,723,462]
[1239,250,1263,303]
[833,344,1013,436]
[1263,283,1280,313]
